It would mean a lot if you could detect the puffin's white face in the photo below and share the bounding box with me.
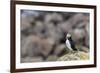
[66,33,71,39]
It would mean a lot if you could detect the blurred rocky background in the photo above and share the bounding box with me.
[21,10,90,63]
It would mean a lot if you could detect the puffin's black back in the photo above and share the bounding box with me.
[68,37,77,51]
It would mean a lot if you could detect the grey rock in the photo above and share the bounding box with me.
[21,56,43,63]
[54,44,66,56]
[46,55,58,61]
[58,51,89,61]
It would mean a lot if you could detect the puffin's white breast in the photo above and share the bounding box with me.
[66,39,73,51]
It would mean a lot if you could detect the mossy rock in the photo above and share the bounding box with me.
[58,51,89,61]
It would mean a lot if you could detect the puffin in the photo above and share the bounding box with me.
[65,33,77,52]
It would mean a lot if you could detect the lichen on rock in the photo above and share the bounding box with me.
[58,51,89,61]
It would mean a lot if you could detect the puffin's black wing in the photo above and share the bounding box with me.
[68,37,77,51]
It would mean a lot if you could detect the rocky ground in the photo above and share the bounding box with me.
[20,10,90,63]
[58,51,89,61]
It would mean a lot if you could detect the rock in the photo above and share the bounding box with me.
[58,21,72,33]
[78,51,89,60]
[45,22,63,44]
[69,13,87,26]
[46,55,58,61]
[40,38,54,57]
[80,46,89,52]
[33,21,48,38]
[54,44,66,56]
[21,13,35,30]
[21,35,42,57]
[44,13,63,24]
[21,35,54,59]
[58,51,89,61]
[74,28,85,39]
[71,28,86,44]
[85,22,89,47]
[21,56,43,63]
[22,10,39,17]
